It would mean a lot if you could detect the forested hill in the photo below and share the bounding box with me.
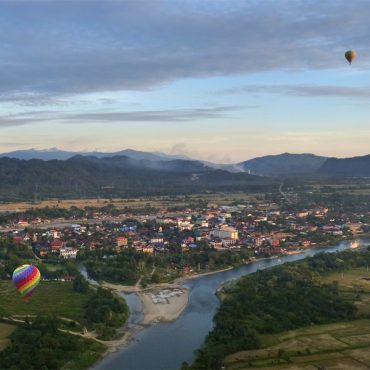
[0,155,277,201]
[238,153,327,175]
[317,154,370,177]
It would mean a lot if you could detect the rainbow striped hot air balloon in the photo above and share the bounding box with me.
[12,264,41,299]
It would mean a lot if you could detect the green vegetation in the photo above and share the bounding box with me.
[0,236,79,281]
[0,279,129,339]
[283,176,370,214]
[73,274,90,293]
[0,280,91,322]
[0,316,105,370]
[0,206,85,224]
[190,248,370,369]
[85,287,129,340]
[0,323,16,351]
[0,238,36,279]
[224,266,370,369]
[84,246,254,285]
[0,156,278,201]
[225,320,370,369]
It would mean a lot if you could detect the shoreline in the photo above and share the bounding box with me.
[91,237,369,366]
[94,259,278,357]
[102,282,190,325]
[92,283,190,360]
[137,287,189,325]
[174,266,234,284]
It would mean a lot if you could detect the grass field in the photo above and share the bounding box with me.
[321,267,370,316]
[224,268,370,370]
[0,280,92,324]
[0,323,16,351]
[321,267,370,287]
[42,262,65,272]
[0,192,260,212]
[225,320,370,369]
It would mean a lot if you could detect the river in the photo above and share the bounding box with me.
[93,238,369,370]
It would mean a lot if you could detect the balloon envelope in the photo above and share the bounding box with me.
[12,264,41,299]
[345,50,357,64]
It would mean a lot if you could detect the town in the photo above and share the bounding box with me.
[0,191,368,286]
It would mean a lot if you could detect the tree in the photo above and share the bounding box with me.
[73,274,89,293]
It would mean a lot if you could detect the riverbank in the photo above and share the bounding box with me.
[88,285,190,364]
[102,282,190,325]
[174,266,234,284]
[138,287,189,325]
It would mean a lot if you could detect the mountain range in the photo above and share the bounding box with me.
[0,149,368,177]
[0,149,368,201]
[0,155,277,201]
[0,148,190,162]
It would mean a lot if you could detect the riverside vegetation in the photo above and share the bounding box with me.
[188,247,370,369]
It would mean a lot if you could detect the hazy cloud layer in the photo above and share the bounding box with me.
[67,106,248,122]
[0,106,246,127]
[2,0,370,101]
[218,84,370,98]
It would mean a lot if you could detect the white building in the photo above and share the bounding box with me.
[177,220,194,231]
[60,247,78,259]
[211,226,238,240]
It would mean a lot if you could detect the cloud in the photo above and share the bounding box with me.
[0,105,246,128]
[0,93,59,106]
[65,106,248,122]
[0,116,49,128]
[218,84,370,99]
[2,0,370,102]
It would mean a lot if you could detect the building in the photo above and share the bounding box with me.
[60,247,78,259]
[222,238,237,247]
[211,226,238,240]
[271,239,280,247]
[150,236,164,244]
[116,236,128,247]
[51,239,64,253]
[210,239,223,249]
[17,219,29,227]
[142,245,154,254]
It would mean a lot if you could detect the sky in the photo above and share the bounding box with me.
[1,0,370,163]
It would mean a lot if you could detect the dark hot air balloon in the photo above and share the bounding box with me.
[345,50,357,64]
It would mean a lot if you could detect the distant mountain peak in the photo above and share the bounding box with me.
[239,153,328,175]
[317,154,370,176]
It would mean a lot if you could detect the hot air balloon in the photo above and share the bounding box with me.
[345,50,357,64]
[12,264,41,299]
